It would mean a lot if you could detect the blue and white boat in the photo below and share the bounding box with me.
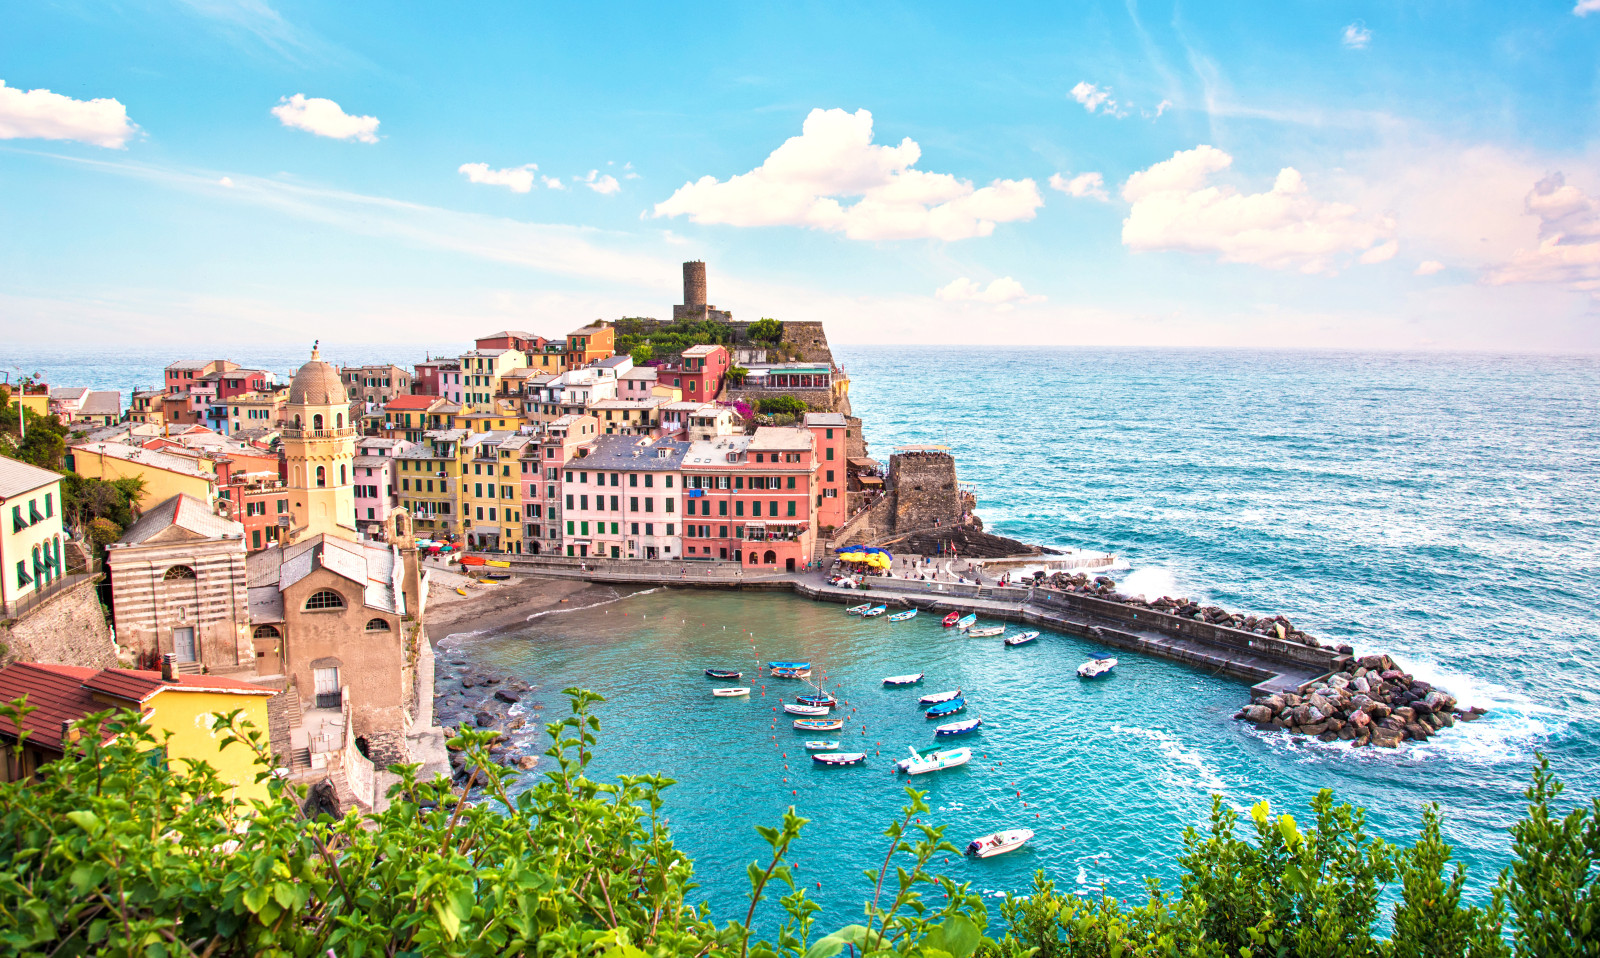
[812,752,866,766]
[846,603,872,615]
[1078,657,1118,679]
[888,609,918,622]
[925,698,966,719]
[797,692,837,706]
[955,613,977,631]
[935,717,983,737]
[771,667,812,679]
[793,718,844,731]
[768,661,812,670]
[919,688,962,705]
[883,673,925,686]
[861,606,887,618]
[1004,631,1040,647]
[784,703,830,716]
[802,740,841,750]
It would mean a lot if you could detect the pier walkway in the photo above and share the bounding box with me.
[452,552,1344,696]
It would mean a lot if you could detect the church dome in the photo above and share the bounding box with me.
[288,346,347,406]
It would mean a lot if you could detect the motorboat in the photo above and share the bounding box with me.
[895,745,972,775]
[942,611,961,627]
[861,606,888,617]
[965,829,1034,859]
[784,703,830,716]
[796,692,837,707]
[769,661,812,670]
[812,752,866,766]
[793,718,844,731]
[1078,657,1118,679]
[925,698,966,719]
[712,687,750,697]
[883,673,925,686]
[888,609,918,622]
[846,603,872,615]
[704,668,742,679]
[802,740,841,750]
[967,626,1005,638]
[919,688,962,705]
[935,717,983,737]
[1004,631,1040,647]
[771,667,813,680]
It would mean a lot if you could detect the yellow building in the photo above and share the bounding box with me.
[281,347,356,542]
[0,660,276,806]
[66,440,217,511]
[461,432,528,552]
[394,428,472,539]
[127,389,166,426]
[0,459,67,616]
[458,348,528,411]
[227,389,287,434]
[529,343,568,375]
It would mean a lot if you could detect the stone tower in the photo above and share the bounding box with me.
[283,345,356,542]
[683,260,707,310]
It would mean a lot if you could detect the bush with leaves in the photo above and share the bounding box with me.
[748,319,784,345]
[757,395,809,417]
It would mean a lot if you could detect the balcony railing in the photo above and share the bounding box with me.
[281,426,357,439]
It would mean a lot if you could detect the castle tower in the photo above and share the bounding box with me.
[283,345,356,542]
[683,260,707,309]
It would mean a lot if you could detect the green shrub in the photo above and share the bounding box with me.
[757,395,808,417]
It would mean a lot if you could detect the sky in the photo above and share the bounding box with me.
[2,1,1599,351]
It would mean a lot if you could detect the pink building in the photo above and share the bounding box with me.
[804,412,849,534]
[678,426,818,571]
[352,438,413,535]
[659,344,730,402]
[559,435,689,560]
[522,414,598,555]
[412,358,461,397]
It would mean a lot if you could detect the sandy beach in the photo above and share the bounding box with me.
[421,562,633,644]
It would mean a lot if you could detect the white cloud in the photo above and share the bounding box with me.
[1359,239,1398,264]
[1153,100,1172,119]
[1070,81,1127,117]
[935,276,1043,308]
[583,170,621,195]
[459,162,538,193]
[652,107,1042,241]
[1487,172,1600,289]
[271,93,378,143]
[1575,0,1600,16]
[1415,260,1445,276]
[543,176,565,190]
[0,80,136,148]
[218,176,234,188]
[1120,145,1396,274]
[1049,171,1109,201]
[1342,22,1372,50]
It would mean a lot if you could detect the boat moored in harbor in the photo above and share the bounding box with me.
[797,692,837,706]
[966,829,1034,858]
[888,609,918,621]
[784,703,830,716]
[1004,631,1040,646]
[894,745,972,775]
[955,614,977,630]
[812,751,866,766]
[862,606,888,617]
[925,698,966,719]
[1078,657,1118,679]
[883,673,925,686]
[803,740,841,750]
[712,687,750,697]
[967,625,1005,638]
[793,718,845,731]
[935,717,983,737]
[705,668,742,679]
[942,611,961,627]
[846,603,872,615]
[919,688,962,705]
[771,667,813,679]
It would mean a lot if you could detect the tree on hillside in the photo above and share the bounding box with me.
[630,343,655,363]
[757,395,808,417]
[749,317,784,344]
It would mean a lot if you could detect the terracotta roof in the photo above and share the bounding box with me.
[0,663,102,752]
[80,668,276,704]
[288,349,347,406]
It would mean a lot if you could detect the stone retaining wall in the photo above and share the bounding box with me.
[0,578,115,669]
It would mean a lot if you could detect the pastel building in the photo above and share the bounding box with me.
[526,414,598,556]
[0,460,67,617]
[353,438,412,536]
[561,435,688,560]
[659,344,730,402]
[564,322,615,368]
[804,412,850,533]
[677,426,819,571]
[458,348,528,410]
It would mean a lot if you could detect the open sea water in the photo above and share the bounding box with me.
[12,344,1600,928]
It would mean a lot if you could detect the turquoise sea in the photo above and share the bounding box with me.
[13,344,1600,928]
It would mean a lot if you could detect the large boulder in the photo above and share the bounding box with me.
[1371,728,1404,748]
[1243,705,1275,724]
[1392,706,1417,724]
[494,689,521,704]
[1301,721,1330,736]
[1405,722,1431,742]
[474,710,496,728]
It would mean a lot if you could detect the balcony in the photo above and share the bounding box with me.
[282,426,357,439]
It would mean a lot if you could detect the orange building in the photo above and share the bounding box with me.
[565,322,615,368]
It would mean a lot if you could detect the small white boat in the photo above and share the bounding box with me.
[812,752,866,766]
[955,613,977,630]
[712,687,750,697]
[967,625,1005,638]
[883,673,925,686]
[895,745,972,775]
[966,829,1034,859]
[846,603,872,615]
[771,667,813,679]
[784,703,830,716]
[793,718,844,731]
[1004,631,1040,647]
[919,688,962,705]
[1078,657,1118,679]
[861,605,888,617]
[935,717,983,737]
[802,740,841,750]
[888,609,918,622]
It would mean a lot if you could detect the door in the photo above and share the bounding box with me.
[173,627,196,662]
[786,558,796,572]
[313,667,341,709]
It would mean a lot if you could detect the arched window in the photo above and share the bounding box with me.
[336,412,344,428]
[340,465,347,484]
[313,414,324,430]
[316,466,326,487]
[364,618,391,632]
[294,415,302,429]
[763,550,777,565]
[304,589,344,611]
[252,624,281,638]
[163,565,196,580]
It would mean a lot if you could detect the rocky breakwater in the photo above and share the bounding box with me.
[434,657,545,784]
[1236,654,1488,748]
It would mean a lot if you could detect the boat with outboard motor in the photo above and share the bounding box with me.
[942,611,961,627]
[812,751,866,766]
[919,688,962,705]
[925,698,966,719]
[712,687,750,697]
[966,829,1034,858]
[955,613,977,630]
[1078,657,1118,679]
[967,625,1005,638]
[1004,631,1040,647]
[883,673,925,686]
[793,718,845,731]
[895,745,972,775]
[784,703,830,716]
[705,668,742,679]
[935,717,983,737]
[888,609,918,622]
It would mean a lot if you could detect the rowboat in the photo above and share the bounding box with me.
[802,740,841,750]
[784,703,830,716]
[861,606,887,617]
[769,661,812,670]
[793,718,844,731]
[967,626,1005,638]
[966,829,1034,859]
[1004,631,1040,647]
[1078,657,1118,679]
[846,603,872,615]
[955,614,977,630]
[796,692,837,707]
[883,673,925,686]
[812,752,866,766]
[935,717,983,737]
[942,611,961,627]
[925,698,966,719]
[919,688,962,705]
[485,572,511,580]
[485,559,512,568]
[771,667,813,680]
[712,687,750,697]
[455,587,468,596]
[888,609,918,622]
[895,745,972,775]
[704,668,742,679]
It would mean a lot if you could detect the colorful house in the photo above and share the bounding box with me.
[804,412,850,533]
[678,427,819,571]
[564,322,616,368]
[659,344,730,401]
[67,441,218,511]
[0,459,67,617]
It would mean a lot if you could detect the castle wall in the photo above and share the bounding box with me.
[888,452,965,532]
[0,578,115,669]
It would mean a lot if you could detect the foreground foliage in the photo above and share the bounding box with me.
[2,690,1596,957]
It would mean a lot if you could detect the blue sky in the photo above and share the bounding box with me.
[2,1,1598,350]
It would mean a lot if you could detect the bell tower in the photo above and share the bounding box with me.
[283,343,356,542]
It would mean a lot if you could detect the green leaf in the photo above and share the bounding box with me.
[242,885,269,914]
[65,810,101,836]
[805,924,871,958]
[922,915,981,958]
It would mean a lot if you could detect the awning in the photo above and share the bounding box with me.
[857,476,884,487]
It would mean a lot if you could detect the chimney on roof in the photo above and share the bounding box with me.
[161,652,180,682]
[60,720,80,747]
